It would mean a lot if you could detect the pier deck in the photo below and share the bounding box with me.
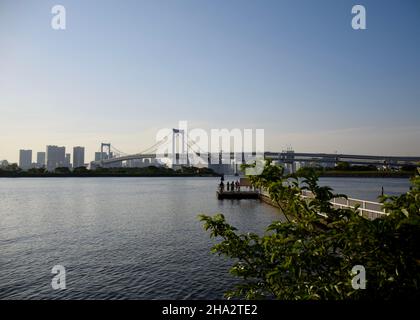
[217,187,387,220]
[217,190,260,200]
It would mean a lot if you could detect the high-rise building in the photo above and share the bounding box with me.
[95,152,109,162]
[46,145,66,171]
[73,146,85,168]
[19,149,32,170]
[36,152,46,168]
[65,153,71,168]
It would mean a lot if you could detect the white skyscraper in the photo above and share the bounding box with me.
[19,149,32,170]
[73,146,85,168]
[46,145,66,171]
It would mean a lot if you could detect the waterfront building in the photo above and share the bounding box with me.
[127,159,141,168]
[73,146,85,168]
[46,145,66,171]
[36,152,46,168]
[94,152,109,162]
[19,149,32,170]
[65,153,71,168]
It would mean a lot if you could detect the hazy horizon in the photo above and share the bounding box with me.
[1,0,419,163]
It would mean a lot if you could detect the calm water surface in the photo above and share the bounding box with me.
[0,177,410,299]
[318,177,410,201]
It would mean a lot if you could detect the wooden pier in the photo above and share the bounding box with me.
[217,190,260,200]
[216,185,387,220]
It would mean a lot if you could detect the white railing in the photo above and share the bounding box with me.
[301,190,387,220]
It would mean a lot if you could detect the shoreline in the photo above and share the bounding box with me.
[318,172,413,178]
[0,172,414,178]
[0,174,221,178]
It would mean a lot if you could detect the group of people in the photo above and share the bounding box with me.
[219,180,241,192]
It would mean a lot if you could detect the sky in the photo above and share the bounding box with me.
[0,0,419,163]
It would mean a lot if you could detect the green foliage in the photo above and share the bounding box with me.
[73,166,89,175]
[295,162,415,177]
[27,167,47,175]
[335,161,351,170]
[0,165,218,177]
[200,163,420,300]
[91,165,218,176]
[0,163,21,172]
[54,167,71,175]
[400,164,418,172]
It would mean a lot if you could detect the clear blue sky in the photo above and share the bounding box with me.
[1,0,419,162]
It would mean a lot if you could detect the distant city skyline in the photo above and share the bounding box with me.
[15,145,87,171]
[1,0,420,163]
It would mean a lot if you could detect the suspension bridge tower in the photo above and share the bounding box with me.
[172,129,189,167]
[100,143,111,162]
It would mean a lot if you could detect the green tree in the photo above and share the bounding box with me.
[6,163,21,172]
[199,162,420,299]
[335,161,351,171]
[73,166,89,175]
[54,167,71,175]
[27,167,46,175]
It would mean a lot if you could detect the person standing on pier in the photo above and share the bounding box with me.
[219,181,225,192]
